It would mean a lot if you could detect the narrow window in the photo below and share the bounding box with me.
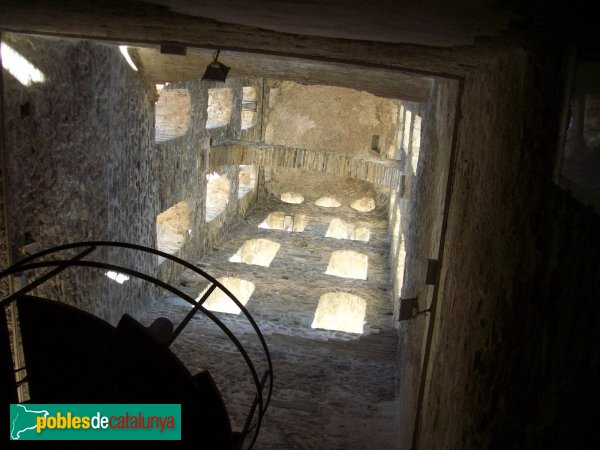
[206,172,230,222]
[371,135,380,153]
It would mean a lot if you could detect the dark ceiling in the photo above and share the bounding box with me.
[146,0,516,47]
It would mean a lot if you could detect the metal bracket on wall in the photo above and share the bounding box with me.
[160,44,187,56]
[425,259,438,285]
[398,297,419,321]
[19,232,40,256]
[400,175,406,197]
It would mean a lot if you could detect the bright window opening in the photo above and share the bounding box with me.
[1,42,46,87]
[156,202,191,263]
[118,46,138,71]
[325,218,370,242]
[259,212,308,232]
[229,239,281,267]
[391,203,401,257]
[326,250,368,280]
[238,165,257,199]
[281,192,304,204]
[105,271,129,284]
[311,292,366,334]
[206,88,233,129]
[396,239,407,292]
[410,115,422,175]
[197,277,255,315]
[350,197,376,212]
[241,86,258,130]
[260,211,285,230]
[155,89,191,142]
[402,110,412,159]
[315,197,341,208]
[292,214,309,232]
[206,172,230,222]
[352,226,371,242]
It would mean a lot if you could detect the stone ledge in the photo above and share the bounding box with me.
[210,140,404,189]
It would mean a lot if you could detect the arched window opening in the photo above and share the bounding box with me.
[292,214,309,232]
[197,277,255,315]
[281,192,304,204]
[311,292,366,334]
[350,197,376,212]
[315,197,341,208]
[229,239,281,267]
[325,250,368,280]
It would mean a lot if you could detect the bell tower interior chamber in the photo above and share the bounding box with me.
[0,2,598,449]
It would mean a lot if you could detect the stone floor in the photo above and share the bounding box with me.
[137,195,401,449]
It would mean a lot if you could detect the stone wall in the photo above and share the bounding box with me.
[264,168,387,207]
[139,191,399,449]
[2,33,158,324]
[263,80,399,158]
[385,77,458,449]
[128,46,432,103]
[1,34,262,323]
[416,40,599,450]
[1,17,597,450]
[155,76,261,282]
[210,142,403,188]
[0,40,9,298]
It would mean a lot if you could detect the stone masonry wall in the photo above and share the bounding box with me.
[263,80,399,158]
[156,76,261,284]
[387,77,458,450]
[1,33,262,322]
[138,191,399,449]
[0,37,9,298]
[416,39,599,450]
[210,141,403,189]
[2,33,158,324]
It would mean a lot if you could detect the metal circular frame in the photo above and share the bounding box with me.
[0,241,273,450]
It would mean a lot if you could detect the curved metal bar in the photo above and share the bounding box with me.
[168,283,218,347]
[1,260,196,307]
[1,241,273,448]
[2,244,273,398]
[1,241,273,396]
[1,241,274,435]
[1,241,273,387]
[2,258,266,447]
[0,246,97,307]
